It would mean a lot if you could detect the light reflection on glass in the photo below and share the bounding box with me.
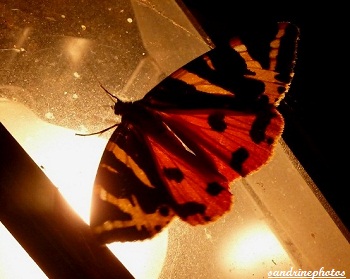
[107,232,169,279]
[0,99,167,279]
[62,37,91,66]
[218,221,292,276]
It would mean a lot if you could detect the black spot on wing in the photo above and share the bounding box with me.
[230,147,249,174]
[154,225,162,232]
[176,202,206,219]
[208,112,227,132]
[159,205,171,217]
[277,85,286,94]
[250,108,277,144]
[266,137,274,145]
[204,215,211,222]
[163,167,184,182]
[206,182,225,196]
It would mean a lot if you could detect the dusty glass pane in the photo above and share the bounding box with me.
[0,0,349,278]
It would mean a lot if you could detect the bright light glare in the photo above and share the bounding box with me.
[29,126,105,223]
[219,222,291,273]
[108,231,169,279]
[0,223,48,279]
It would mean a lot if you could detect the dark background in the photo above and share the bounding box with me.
[180,1,349,232]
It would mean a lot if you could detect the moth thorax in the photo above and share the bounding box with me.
[113,100,134,115]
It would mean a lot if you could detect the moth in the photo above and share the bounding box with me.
[89,22,299,242]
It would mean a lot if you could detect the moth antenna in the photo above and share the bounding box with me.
[75,123,119,137]
[86,64,120,103]
[99,83,120,103]
[75,66,122,137]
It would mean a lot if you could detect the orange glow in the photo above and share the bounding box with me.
[218,221,292,276]
[61,37,91,66]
